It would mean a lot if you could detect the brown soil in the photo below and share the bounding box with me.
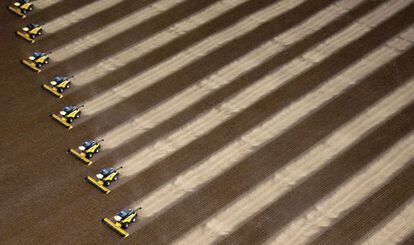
[0,0,412,244]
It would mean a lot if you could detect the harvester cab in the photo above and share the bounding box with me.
[86,166,122,194]
[60,105,82,123]
[79,139,103,159]
[9,0,34,18]
[17,22,43,43]
[42,75,73,98]
[23,51,51,72]
[51,75,73,89]
[69,138,103,165]
[24,23,42,32]
[113,207,140,229]
[51,105,83,129]
[103,207,142,238]
[29,52,49,67]
[97,166,122,186]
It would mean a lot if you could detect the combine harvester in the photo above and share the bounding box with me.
[16,23,43,43]
[8,0,34,18]
[22,51,51,73]
[69,139,103,165]
[42,75,73,98]
[86,166,122,194]
[103,207,142,238]
[50,105,83,129]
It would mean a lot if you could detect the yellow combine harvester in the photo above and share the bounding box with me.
[69,139,103,165]
[8,0,34,18]
[103,207,141,238]
[22,51,50,73]
[86,166,122,194]
[51,105,83,129]
[16,23,43,43]
[42,75,73,98]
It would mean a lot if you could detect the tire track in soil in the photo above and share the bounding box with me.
[310,163,414,245]
[33,0,159,50]
[131,47,414,244]
[0,0,335,194]
[42,0,226,76]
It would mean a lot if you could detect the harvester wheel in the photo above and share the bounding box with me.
[30,34,36,39]
[122,223,129,229]
[57,88,63,93]
[67,118,73,123]
[104,181,111,187]
[86,153,92,159]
